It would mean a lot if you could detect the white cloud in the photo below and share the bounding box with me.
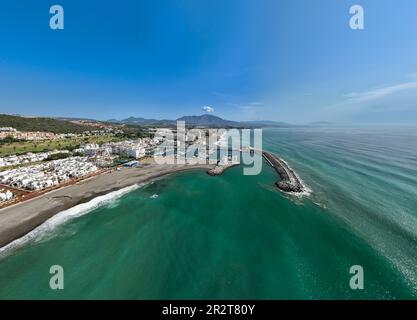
[201,106,214,113]
[344,81,417,103]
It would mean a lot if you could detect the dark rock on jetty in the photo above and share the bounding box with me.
[262,151,304,193]
[207,163,239,176]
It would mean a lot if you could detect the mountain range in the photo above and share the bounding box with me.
[107,114,295,128]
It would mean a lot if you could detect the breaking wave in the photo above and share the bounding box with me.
[0,183,143,259]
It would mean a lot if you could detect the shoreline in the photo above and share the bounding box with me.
[0,152,307,249]
[0,163,214,248]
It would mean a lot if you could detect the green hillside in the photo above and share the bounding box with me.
[0,114,95,134]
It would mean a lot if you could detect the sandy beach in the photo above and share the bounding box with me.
[0,163,214,248]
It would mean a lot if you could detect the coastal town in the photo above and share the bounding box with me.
[0,114,254,251]
[0,113,304,210]
[0,121,165,207]
[0,125,122,141]
[0,117,236,208]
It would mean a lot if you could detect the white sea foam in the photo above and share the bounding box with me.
[278,157,312,198]
[0,183,143,259]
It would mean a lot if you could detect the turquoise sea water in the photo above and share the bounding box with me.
[0,127,416,299]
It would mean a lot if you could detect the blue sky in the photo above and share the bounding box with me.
[1,0,417,124]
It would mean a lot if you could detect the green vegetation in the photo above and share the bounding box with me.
[0,114,151,157]
[0,135,122,157]
[116,125,149,139]
[0,114,96,134]
[0,135,23,144]
[45,152,71,161]
[72,151,84,157]
[0,161,44,172]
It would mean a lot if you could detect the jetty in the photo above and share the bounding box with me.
[207,162,239,176]
[262,151,305,193]
[205,148,306,194]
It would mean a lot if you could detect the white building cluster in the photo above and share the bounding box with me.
[108,141,146,159]
[0,188,13,202]
[0,129,59,141]
[0,127,124,141]
[0,157,98,191]
[75,138,161,160]
[0,127,17,132]
[0,150,70,168]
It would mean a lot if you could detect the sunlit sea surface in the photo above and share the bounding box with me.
[1,127,416,299]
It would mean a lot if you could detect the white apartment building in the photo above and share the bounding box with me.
[0,189,13,202]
